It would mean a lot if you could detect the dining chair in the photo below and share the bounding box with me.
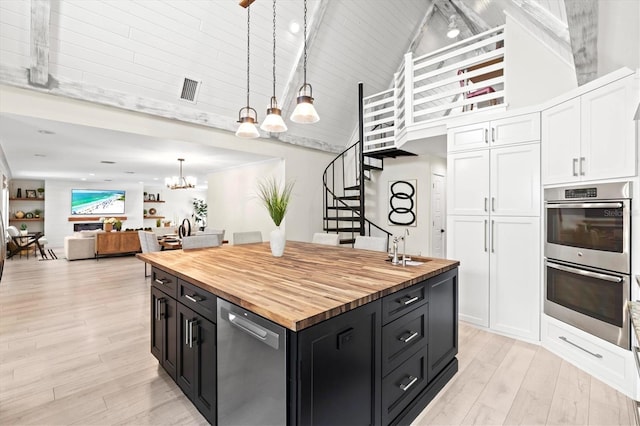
[233,231,263,245]
[182,234,221,250]
[196,228,225,243]
[353,236,388,252]
[138,230,161,277]
[312,232,340,246]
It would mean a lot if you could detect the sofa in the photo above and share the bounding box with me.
[64,230,100,260]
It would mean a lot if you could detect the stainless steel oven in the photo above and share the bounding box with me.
[544,181,632,349]
[545,182,631,274]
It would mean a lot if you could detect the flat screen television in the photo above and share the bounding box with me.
[71,189,126,215]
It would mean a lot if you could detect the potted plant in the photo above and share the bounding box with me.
[36,187,44,199]
[192,198,208,231]
[143,209,148,216]
[156,218,162,227]
[19,223,28,235]
[257,177,294,257]
[33,209,42,219]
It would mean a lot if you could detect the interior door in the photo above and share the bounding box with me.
[431,173,446,258]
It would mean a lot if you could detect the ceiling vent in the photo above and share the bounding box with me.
[179,77,201,103]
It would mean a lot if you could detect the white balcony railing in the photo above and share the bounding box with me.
[363,25,505,152]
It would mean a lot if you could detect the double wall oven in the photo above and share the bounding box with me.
[544,181,632,349]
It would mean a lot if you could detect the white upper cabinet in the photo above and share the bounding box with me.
[448,113,540,152]
[542,75,638,185]
[491,144,541,216]
[447,150,490,216]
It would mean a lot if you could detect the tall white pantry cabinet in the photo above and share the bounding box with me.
[446,112,541,341]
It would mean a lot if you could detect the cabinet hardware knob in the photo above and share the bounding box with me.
[399,375,418,391]
[399,331,419,343]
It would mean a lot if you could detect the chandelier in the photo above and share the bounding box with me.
[165,158,196,189]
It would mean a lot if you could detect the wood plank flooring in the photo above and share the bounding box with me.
[0,256,635,425]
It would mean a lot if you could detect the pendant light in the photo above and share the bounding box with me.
[236,4,260,138]
[261,0,287,133]
[290,0,319,124]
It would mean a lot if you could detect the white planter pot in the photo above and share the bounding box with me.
[269,227,286,257]
[20,230,28,236]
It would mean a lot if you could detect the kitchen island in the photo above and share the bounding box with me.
[138,241,459,425]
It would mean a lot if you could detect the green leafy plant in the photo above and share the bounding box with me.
[33,209,42,218]
[257,177,295,227]
[156,218,161,227]
[192,198,208,227]
[20,223,28,231]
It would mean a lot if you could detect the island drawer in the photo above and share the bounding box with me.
[382,281,428,325]
[178,279,216,322]
[152,267,178,299]
[382,303,428,376]
[381,348,428,426]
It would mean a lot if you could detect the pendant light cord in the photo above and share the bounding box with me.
[272,0,276,99]
[246,6,251,108]
[303,0,307,85]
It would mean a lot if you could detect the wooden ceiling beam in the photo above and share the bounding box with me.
[565,0,598,85]
[238,0,255,9]
[29,0,51,87]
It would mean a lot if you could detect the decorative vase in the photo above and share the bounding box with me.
[269,226,286,257]
[104,223,113,232]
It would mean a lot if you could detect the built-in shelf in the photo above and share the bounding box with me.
[9,197,45,201]
[9,218,43,222]
[144,200,165,203]
[144,215,165,219]
[68,216,128,222]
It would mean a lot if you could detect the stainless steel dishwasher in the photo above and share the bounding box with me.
[217,299,287,426]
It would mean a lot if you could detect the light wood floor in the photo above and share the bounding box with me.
[0,255,635,425]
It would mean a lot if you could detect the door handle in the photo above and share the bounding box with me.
[484,220,488,252]
[155,299,160,321]
[484,129,488,143]
[491,220,495,253]
[491,197,495,212]
[399,376,418,392]
[491,127,495,142]
[580,157,586,176]
[484,197,488,212]
[572,158,578,176]
[185,319,190,346]
[399,331,419,343]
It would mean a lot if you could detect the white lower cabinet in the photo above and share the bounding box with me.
[542,314,637,398]
[447,215,540,341]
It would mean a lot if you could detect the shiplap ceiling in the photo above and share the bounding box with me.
[0,0,596,184]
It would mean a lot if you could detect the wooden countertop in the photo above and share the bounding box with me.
[137,241,459,331]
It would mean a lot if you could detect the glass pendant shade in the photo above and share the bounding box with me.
[290,83,319,123]
[261,97,288,132]
[236,106,260,138]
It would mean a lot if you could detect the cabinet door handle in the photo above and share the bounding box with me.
[491,127,495,142]
[580,157,586,176]
[484,129,488,143]
[491,220,495,253]
[185,320,190,346]
[399,375,418,392]
[402,296,419,306]
[399,331,419,343]
[572,158,578,176]
[154,278,168,286]
[484,220,488,252]
[155,299,160,321]
[559,336,602,358]
[491,197,495,212]
[185,294,203,303]
[484,197,488,212]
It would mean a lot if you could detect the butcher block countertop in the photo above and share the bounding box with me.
[137,241,459,331]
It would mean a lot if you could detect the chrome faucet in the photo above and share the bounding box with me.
[391,237,400,265]
[402,229,409,266]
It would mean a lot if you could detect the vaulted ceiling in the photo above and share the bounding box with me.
[1,0,630,185]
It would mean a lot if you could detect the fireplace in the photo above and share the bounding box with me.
[74,223,104,231]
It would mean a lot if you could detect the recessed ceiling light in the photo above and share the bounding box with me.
[104,179,112,182]
[89,173,95,176]
[100,160,116,164]
[153,177,160,181]
[37,129,55,135]
[289,21,300,34]
[81,178,87,181]
[34,154,46,157]
[124,171,135,174]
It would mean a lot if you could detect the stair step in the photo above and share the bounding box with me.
[323,227,362,233]
[344,185,360,191]
[326,206,360,211]
[335,195,360,201]
[339,238,356,245]
[363,164,383,171]
[324,216,360,221]
[364,148,418,159]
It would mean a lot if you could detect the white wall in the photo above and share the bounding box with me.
[368,154,446,257]
[44,180,144,247]
[597,0,640,77]
[207,159,284,244]
[504,13,578,108]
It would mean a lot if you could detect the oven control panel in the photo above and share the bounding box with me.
[565,187,597,198]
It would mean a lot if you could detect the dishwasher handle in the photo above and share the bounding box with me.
[228,312,268,340]
[220,305,282,350]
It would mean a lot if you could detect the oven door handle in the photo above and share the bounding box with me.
[546,261,623,283]
[545,202,623,209]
